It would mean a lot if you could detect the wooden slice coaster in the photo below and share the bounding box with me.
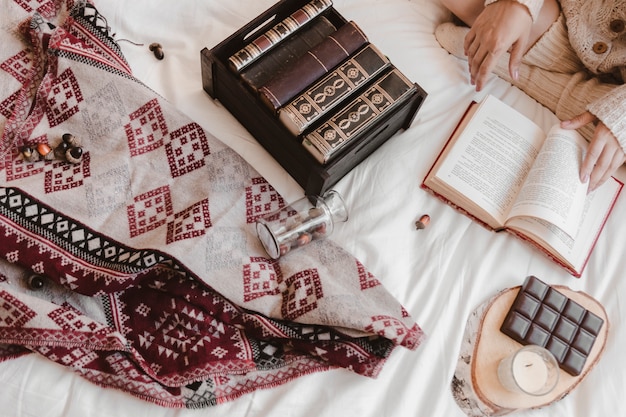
[451,285,609,416]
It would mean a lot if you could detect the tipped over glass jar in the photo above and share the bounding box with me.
[256,190,349,259]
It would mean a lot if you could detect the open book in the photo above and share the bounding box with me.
[422,95,623,276]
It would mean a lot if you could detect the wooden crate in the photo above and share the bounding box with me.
[200,0,427,195]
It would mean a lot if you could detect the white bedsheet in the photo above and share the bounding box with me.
[1,0,624,416]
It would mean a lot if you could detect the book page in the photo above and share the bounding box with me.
[430,95,545,226]
[506,177,621,273]
[506,125,588,237]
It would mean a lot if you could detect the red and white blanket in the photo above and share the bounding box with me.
[0,0,424,408]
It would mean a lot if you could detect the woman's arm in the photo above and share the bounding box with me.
[564,82,626,191]
[464,0,551,90]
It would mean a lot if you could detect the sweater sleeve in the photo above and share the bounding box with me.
[587,77,626,154]
[484,0,544,22]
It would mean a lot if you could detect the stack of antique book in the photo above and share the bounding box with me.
[201,0,426,195]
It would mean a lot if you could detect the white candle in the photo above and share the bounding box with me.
[497,345,559,396]
[512,350,548,393]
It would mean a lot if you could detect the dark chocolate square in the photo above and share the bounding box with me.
[562,348,587,376]
[562,299,586,324]
[581,311,604,334]
[525,323,550,347]
[544,288,567,312]
[572,328,596,355]
[513,292,541,319]
[535,305,559,332]
[554,317,577,344]
[501,311,531,341]
[524,276,549,300]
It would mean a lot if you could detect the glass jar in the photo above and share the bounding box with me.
[256,190,348,259]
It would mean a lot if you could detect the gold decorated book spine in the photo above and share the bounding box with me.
[278,44,390,135]
[228,0,333,72]
[302,68,415,163]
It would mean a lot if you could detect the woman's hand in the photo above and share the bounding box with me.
[562,111,626,192]
[464,0,533,90]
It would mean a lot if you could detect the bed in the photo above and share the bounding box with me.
[0,0,624,416]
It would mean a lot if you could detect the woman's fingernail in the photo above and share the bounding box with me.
[581,173,589,183]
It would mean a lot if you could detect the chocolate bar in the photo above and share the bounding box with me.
[500,275,604,376]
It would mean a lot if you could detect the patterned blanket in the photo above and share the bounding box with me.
[0,0,424,408]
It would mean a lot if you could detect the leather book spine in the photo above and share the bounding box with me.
[258,21,369,112]
[228,0,333,72]
[277,44,391,135]
[239,16,336,90]
[302,68,416,164]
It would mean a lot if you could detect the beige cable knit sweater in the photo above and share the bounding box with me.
[485,0,626,151]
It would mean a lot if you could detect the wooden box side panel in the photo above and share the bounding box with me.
[203,50,320,184]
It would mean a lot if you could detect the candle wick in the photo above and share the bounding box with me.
[525,363,533,367]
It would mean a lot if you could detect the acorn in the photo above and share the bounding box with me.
[21,146,40,162]
[27,274,45,290]
[415,214,431,230]
[149,42,164,60]
[37,143,54,160]
[65,146,84,164]
[312,222,327,236]
[279,244,291,256]
[54,140,70,159]
[296,232,312,246]
[62,133,79,147]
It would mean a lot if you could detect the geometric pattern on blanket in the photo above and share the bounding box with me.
[0,0,425,408]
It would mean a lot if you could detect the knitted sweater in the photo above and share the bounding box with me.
[486,0,626,152]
